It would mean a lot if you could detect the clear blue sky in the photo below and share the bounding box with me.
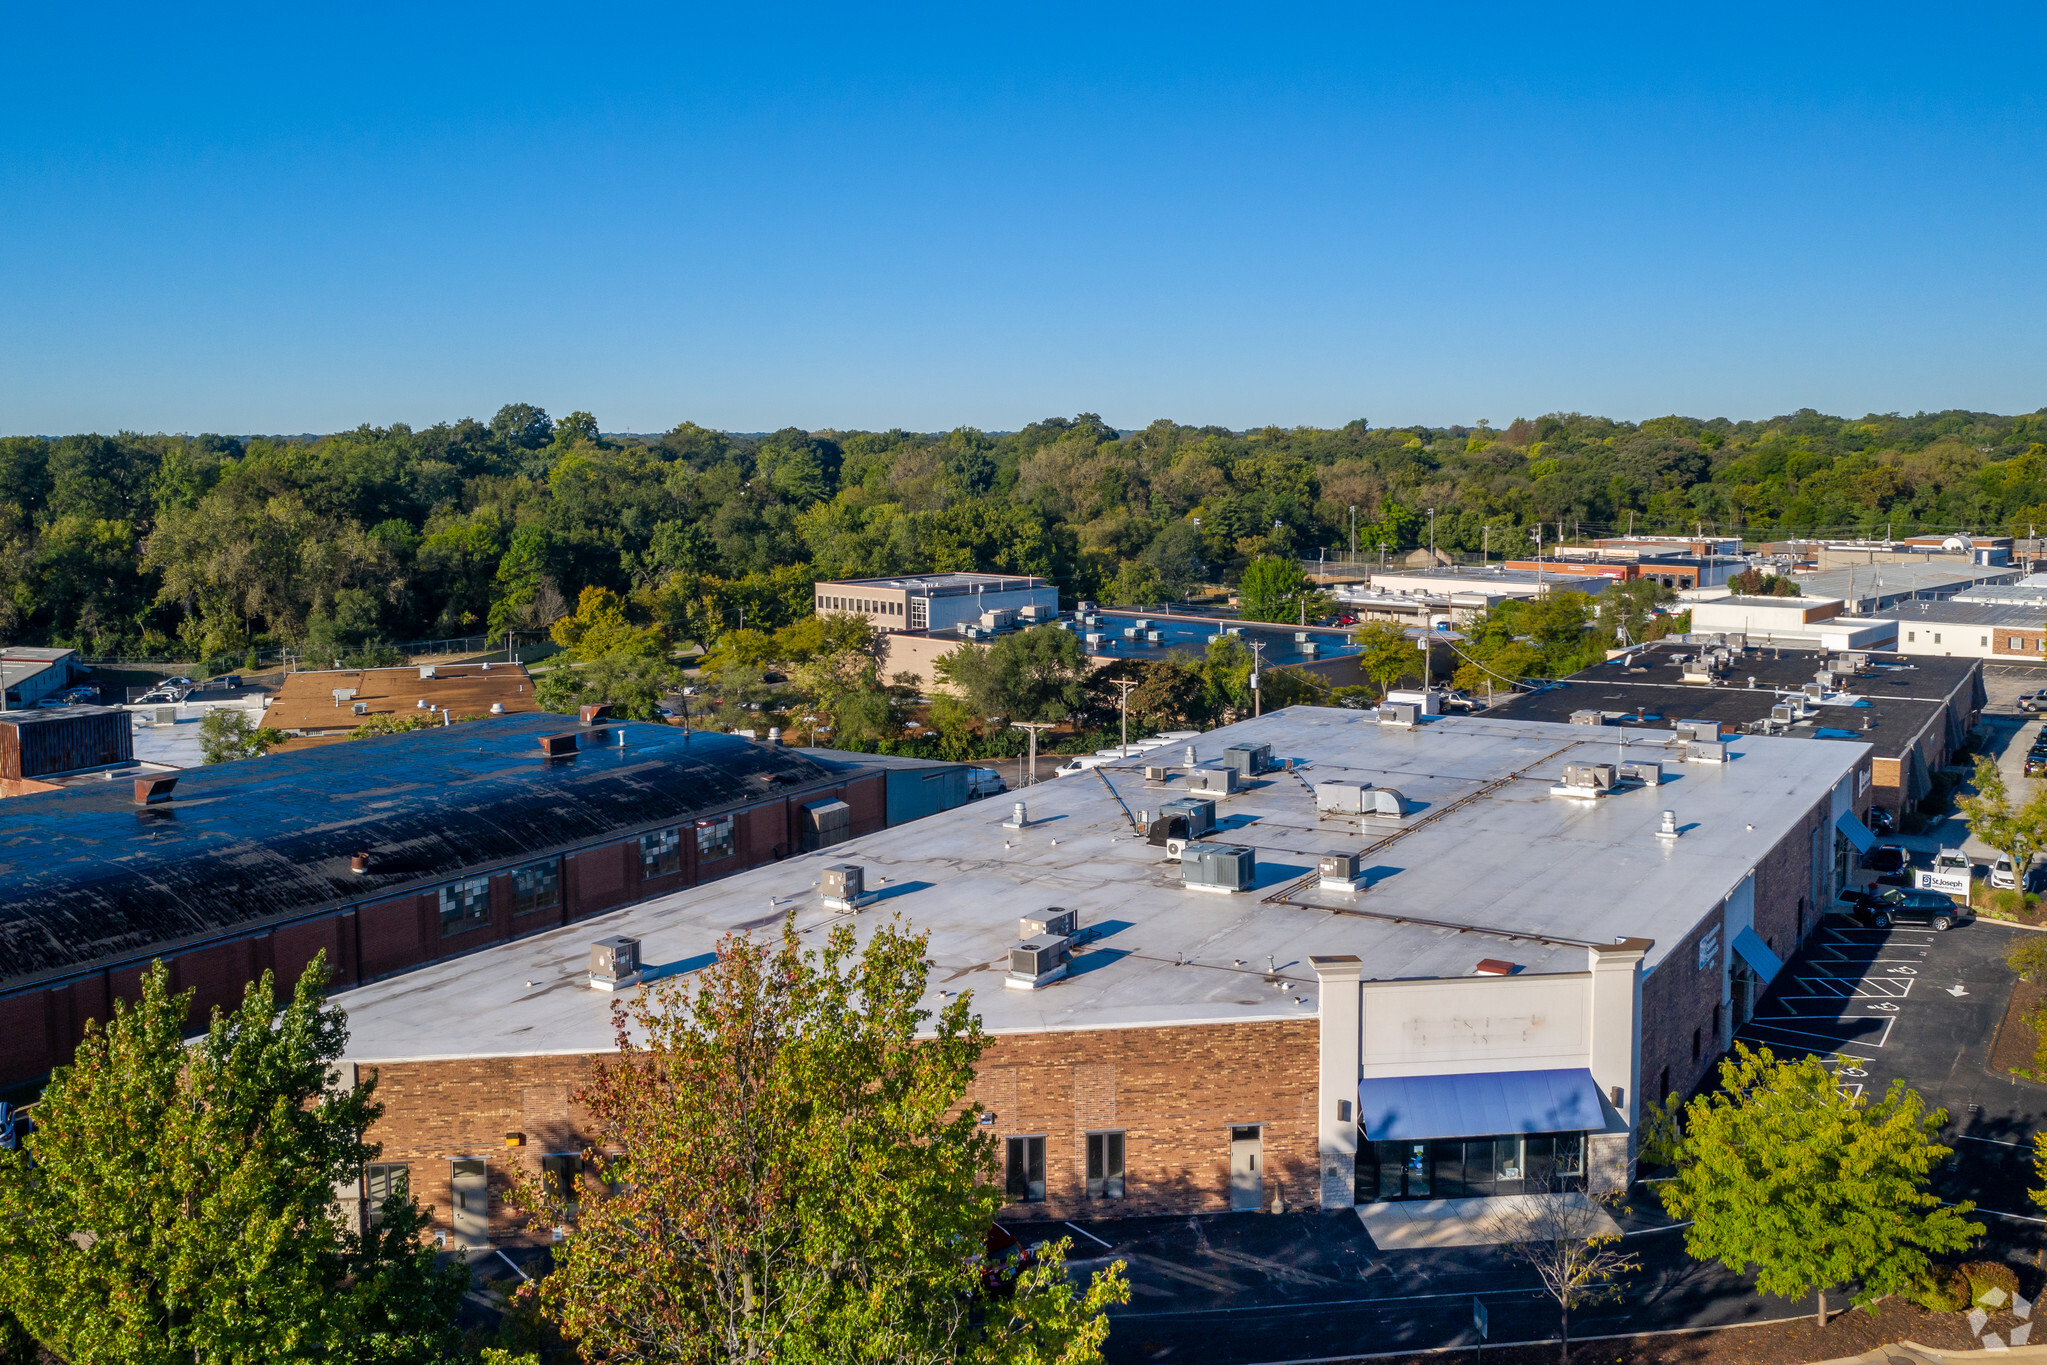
[3,5,2042,436]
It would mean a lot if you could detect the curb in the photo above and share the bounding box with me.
[1213,1309,1821,1365]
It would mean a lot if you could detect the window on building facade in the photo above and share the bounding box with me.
[1085,1131,1125,1198]
[1356,1131,1585,1202]
[541,1154,583,1216]
[640,828,681,878]
[438,877,491,936]
[696,815,735,861]
[512,860,559,916]
[1005,1135,1046,1202]
[365,1162,409,1228]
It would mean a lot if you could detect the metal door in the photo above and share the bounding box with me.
[1228,1126,1263,1211]
[451,1159,488,1247]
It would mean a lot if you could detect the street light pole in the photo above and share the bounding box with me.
[1350,505,1357,565]
[1250,640,1266,718]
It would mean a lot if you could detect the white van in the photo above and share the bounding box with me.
[1053,755,1112,777]
[967,768,1007,800]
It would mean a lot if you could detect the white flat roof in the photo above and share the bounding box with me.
[337,709,1865,1064]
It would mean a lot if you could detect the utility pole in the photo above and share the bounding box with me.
[1011,720,1056,787]
[1350,506,1357,564]
[1250,640,1266,717]
[1428,508,1437,566]
[1482,524,1488,566]
[1111,678,1139,758]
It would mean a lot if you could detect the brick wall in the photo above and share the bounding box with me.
[1638,797,1825,1109]
[354,1017,1319,1244]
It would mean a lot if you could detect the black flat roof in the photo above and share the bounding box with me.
[0,715,845,992]
[1485,643,1981,763]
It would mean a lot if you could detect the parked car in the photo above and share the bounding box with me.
[1860,844,1908,875]
[978,1223,1035,1298]
[1439,690,1479,713]
[164,676,195,688]
[1867,807,1896,835]
[1844,885,1971,930]
[59,685,98,704]
[967,767,1008,799]
[2023,692,2047,712]
[1992,854,2024,890]
[1052,755,1111,776]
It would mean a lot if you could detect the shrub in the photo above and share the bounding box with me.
[2009,937,2047,980]
[1963,1260,2020,1306]
[1905,1265,1971,1313]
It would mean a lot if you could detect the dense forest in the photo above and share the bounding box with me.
[5,404,2047,664]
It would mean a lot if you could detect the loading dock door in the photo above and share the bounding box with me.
[451,1159,488,1247]
[1229,1126,1263,1211]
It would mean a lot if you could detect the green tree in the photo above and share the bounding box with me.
[1959,756,2047,882]
[1141,521,1206,600]
[1488,1189,1639,1364]
[198,708,287,764]
[1354,620,1418,696]
[0,956,465,1363]
[516,918,1128,1364]
[935,625,1087,723]
[1236,555,1309,622]
[1659,1044,1979,1325]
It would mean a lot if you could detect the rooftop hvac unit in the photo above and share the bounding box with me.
[1319,851,1364,890]
[1185,766,1239,796]
[1302,641,1320,656]
[1363,787,1408,818]
[1153,796,1218,840]
[1084,633,1104,648]
[1222,742,1271,776]
[1294,631,1310,642]
[1314,779,1373,813]
[820,862,867,910]
[1684,740,1729,763]
[1180,842,1256,893]
[1144,765,1171,781]
[1816,670,1836,690]
[1122,626,1140,639]
[1619,759,1663,786]
[1676,719,1720,743]
[1771,703,1796,723]
[419,665,437,680]
[1377,702,1421,727]
[1146,630,1163,644]
[1018,604,1048,621]
[1569,709,1608,726]
[1553,763,1618,797]
[352,701,369,715]
[588,936,642,991]
[1133,618,1152,630]
[1802,682,1823,699]
[1020,907,1077,940]
[1005,935,1072,990]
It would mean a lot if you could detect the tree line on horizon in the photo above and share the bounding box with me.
[4,403,2047,663]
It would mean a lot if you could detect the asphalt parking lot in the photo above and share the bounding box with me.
[1734,911,2046,1219]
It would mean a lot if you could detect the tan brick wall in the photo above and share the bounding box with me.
[356,1016,1318,1243]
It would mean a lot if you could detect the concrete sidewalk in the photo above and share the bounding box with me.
[1356,1192,1623,1250]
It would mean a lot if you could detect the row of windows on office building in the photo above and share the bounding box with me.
[1357,1131,1586,1202]
[365,1157,586,1236]
[818,594,901,617]
[433,816,738,938]
[1004,1132,1126,1202]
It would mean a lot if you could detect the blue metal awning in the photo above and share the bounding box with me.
[1835,809,1876,856]
[1357,1068,1605,1142]
[1732,926,1783,987]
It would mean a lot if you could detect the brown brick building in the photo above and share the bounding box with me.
[332,707,1869,1246]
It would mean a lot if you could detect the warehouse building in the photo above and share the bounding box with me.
[812,573,1058,635]
[1487,640,1979,833]
[332,706,1868,1248]
[0,714,975,1087]
[259,662,540,747]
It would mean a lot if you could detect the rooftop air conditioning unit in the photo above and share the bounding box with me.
[1802,682,1823,699]
[1185,766,1239,796]
[1144,764,1171,781]
[1133,618,1152,630]
[1770,703,1795,723]
[1377,702,1421,727]
[352,702,369,715]
[1020,907,1077,940]
[1294,631,1310,642]
[1684,740,1729,763]
[1152,796,1218,841]
[1006,936,1072,989]
[1314,779,1373,813]
[820,863,868,911]
[1084,633,1104,648]
[419,665,437,680]
[588,936,642,991]
[1816,670,1836,690]
[1676,719,1720,743]
[1319,851,1364,890]
[1122,626,1140,639]
[1222,742,1271,776]
[1302,641,1320,656]
[1180,842,1256,893]
[1569,709,1607,726]
[1619,759,1663,786]
[1553,763,1618,797]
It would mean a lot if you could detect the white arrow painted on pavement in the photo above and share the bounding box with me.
[1949,984,1969,997]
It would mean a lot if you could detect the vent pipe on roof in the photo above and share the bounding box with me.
[132,775,178,806]
[350,852,370,874]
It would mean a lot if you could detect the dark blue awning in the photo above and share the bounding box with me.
[1357,1068,1605,1142]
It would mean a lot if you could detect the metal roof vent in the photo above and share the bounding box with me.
[537,733,579,757]
[419,665,437,680]
[1005,935,1071,990]
[1003,801,1030,829]
[579,703,612,725]
[821,864,870,911]
[132,775,178,806]
[1655,810,1681,841]
[588,936,642,991]
[490,702,505,714]
[1361,788,1408,819]
[331,687,357,707]
[349,851,370,874]
[1180,841,1256,893]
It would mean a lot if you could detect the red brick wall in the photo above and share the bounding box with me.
[355,1017,1319,1243]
